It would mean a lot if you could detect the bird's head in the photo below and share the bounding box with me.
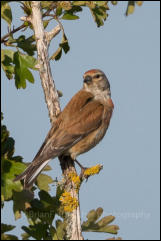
[83,69,111,99]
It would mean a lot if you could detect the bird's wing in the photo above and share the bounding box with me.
[32,94,104,165]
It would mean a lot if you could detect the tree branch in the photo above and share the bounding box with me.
[1,2,57,44]
[59,156,84,240]
[30,1,61,124]
[30,1,84,240]
[46,25,61,45]
[1,23,26,43]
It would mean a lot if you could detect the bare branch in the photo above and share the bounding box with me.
[46,24,61,45]
[20,16,32,23]
[1,23,26,43]
[31,1,61,123]
[30,2,84,239]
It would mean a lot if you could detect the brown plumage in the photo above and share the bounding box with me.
[14,69,114,189]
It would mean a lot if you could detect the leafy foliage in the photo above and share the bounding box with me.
[50,32,70,61]
[1,223,18,240]
[126,1,143,16]
[1,49,14,80]
[1,49,37,89]
[1,114,25,202]
[1,114,54,209]
[1,1,143,66]
[11,35,36,56]
[1,1,12,26]
[82,207,119,235]
[20,190,66,240]
[36,173,54,191]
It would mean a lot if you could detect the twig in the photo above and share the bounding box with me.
[46,25,61,45]
[1,3,56,44]
[1,23,26,43]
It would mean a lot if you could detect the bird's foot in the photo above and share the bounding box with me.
[74,159,89,181]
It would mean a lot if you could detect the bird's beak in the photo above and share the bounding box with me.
[84,75,92,84]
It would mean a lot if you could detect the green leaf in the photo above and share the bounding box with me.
[1,112,4,120]
[53,220,66,240]
[41,1,54,9]
[97,215,115,227]
[21,55,37,70]
[2,50,37,87]
[13,190,34,220]
[1,136,14,159]
[15,35,36,56]
[50,47,62,61]
[30,198,44,210]
[22,223,49,240]
[1,223,16,234]
[62,13,79,20]
[38,190,53,205]
[1,127,14,159]
[50,31,70,61]
[95,1,109,7]
[56,6,62,16]
[111,1,118,5]
[1,49,14,79]
[36,173,54,191]
[26,202,55,224]
[1,116,27,210]
[1,1,12,26]
[82,208,119,235]
[99,225,119,234]
[43,164,52,171]
[24,191,58,225]
[136,1,143,6]
[86,1,96,9]
[1,234,18,240]
[90,5,108,27]
[126,1,135,16]
[60,33,70,54]
[21,232,30,240]
[20,1,32,15]
[13,51,36,89]
[50,226,57,240]
[1,159,26,200]
[59,1,72,10]
[66,5,83,13]
[43,20,50,29]
[87,208,103,223]
[72,1,86,6]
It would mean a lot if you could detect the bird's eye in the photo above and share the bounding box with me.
[95,74,100,78]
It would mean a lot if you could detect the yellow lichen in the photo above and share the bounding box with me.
[68,172,81,191]
[59,191,79,212]
[84,164,103,177]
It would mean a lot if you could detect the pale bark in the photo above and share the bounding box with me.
[30,1,61,124]
[30,2,83,240]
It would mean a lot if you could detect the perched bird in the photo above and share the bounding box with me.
[14,69,114,189]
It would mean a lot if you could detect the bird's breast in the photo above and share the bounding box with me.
[68,112,111,159]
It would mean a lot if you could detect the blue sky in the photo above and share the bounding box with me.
[1,2,160,240]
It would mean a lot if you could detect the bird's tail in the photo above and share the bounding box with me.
[13,159,51,189]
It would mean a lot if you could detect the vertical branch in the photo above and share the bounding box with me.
[59,156,84,240]
[31,1,61,124]
[30,1,83,240]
